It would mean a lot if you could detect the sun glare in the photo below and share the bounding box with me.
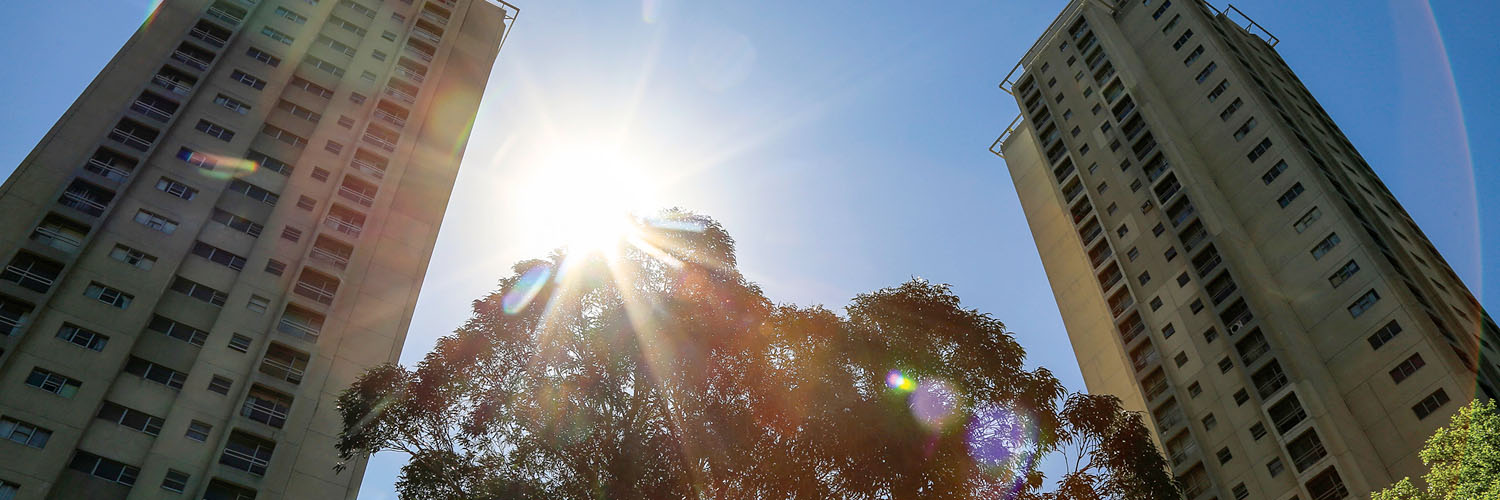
[516,145,657,254]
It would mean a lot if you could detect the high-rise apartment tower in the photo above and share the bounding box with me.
[993,2,1497,500]
[0,0,514,498]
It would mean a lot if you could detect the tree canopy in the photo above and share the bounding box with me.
[1372,399,1500,500]
[336,211,1179,499]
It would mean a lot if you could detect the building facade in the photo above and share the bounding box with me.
[0,0,514,498]
[994,1,1498,500]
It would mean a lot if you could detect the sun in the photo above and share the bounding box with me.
[515,144,658,254]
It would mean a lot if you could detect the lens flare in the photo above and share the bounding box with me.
[885,370,916,392]
[502,265,552,314]
[178,150,259,180]
[909,379,959,431]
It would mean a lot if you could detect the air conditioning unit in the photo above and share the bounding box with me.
[1228,320,1245,334]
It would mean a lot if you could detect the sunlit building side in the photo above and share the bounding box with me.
[994,1,1498,500]
[0,0,514,498]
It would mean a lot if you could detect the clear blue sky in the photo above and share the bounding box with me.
[0,1,1495,498]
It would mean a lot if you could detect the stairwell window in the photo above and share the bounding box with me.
[1276,183,1304,208]
[1172,30,1193,50]
[1412,389,1450,419]
[1293,206,1321,233]
[1328,260,1360,288]
[1219,98,1243,121]
[1310,232,1341,260]
[1183,45,1203,66]
[1261,160,1287,184]
[1389,353,1425,384]
[1194,62,1217,84]
[195,120,235,142]
[1206,80,1230,102]
[1348,289,1380,318]
[1246,137,1273,162]
[1233,117,1258,140]
[1367,320,1403,349]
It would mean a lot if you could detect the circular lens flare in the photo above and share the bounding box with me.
[502,265,552,314]
[909,379,959,431]
[966,405,1042,497]
[885,370,916,392]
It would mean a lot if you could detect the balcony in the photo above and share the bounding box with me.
[404,44,434,62]
[362,132,397,152]
[420,9,449,25]
[1,257,60,294]
[241,392,291,428]
[1142,379,1169,402]
[385,86,417,105]
[1120,320,1145,343]
[1108,294,1135,319]
[206,5,244,25]
[1087,243,1112,268]
[85,158,133,183]
[108,128,154,152]
[1236,330,1270,366]
[260,344,309,385]
[152,74,193,96]
[1289,431,1328,472]
[171,48,212,71]
[338,186,375,208]
[394,65,426,83]
[1220,299,1253,335]
[374,109,407,128]
[294,281,336,306]
[1132,351,1160,372]
[324,214,364,239]
[1256,364,1290,400]
[278,307,323,342]
[310,246,350,270]
[59,190,110,217]
[1192,246,1222,277]
[190,26,228,47]
[1099,271,1122,292]
[350,158,386,179]
[130,99,175,122]
[411,28,442,44]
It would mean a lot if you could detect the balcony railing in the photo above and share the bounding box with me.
[1274,406,1306,434]
[350,159,386,179]
[172,50,211,71]
[404,45,434,62]
[374,109,407,128]
[1292,441,1327,472]
[190,27,228,47]
[294,282,336,305]
[260,357,305,384]
[1209,282,1239,305]
[241,398,289,428]
[151,75,193,96]
[411,28,442,44]
[324,217,363,238]
[1080,225,1102,246]
[1155,412,1184,432]
[385,87,417,104]
[130,100,174,122]
[1257,373,1289,400]
[1169,445,1198,467]
[1170,206,1196,227]
[310,247,350,270]
[1133,352,1160,372]
[420,10,449,25]
[108,129,153,151]
[1100,273,1122,292]
[1194,254,1222,277]
[60,192,108,216]
[2,265,56,292]
[394,65,426,83]
[1088,247,1113,268]
[206,7,243,25]
[1109,296,1135,318]
[32,226,84,252]
[338,186,375,207]
[1120,322,1145,343]
[278,317,320,341]
[85,159,132,182]
[1143,381,1169,401]
[362,133,397,152]
[220,446,270,476]
[1239,342,1269,366]
[0,313,23,334]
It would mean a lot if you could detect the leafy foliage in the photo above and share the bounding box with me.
[1372,399,1500,500]
[336,211,1180,499]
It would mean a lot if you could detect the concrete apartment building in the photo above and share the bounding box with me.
[993,1,1498,500]
[0,0,514,498]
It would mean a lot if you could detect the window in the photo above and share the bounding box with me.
[1311,233,1341,260]
[311,167,331,181]
[1261,160,1287,184]
[1191,299,1205,313]
[1152,1,1172,20]
[229,70,266,90]
[277,99,322,122]
[260,26,294,45]
[1368,320,1403,349]
[1216,447,1233,464]
[1201,413,1216,431]
[1277,183,1305,208]
[261,343,310,384]
[1188,382,1201,397]
[96,401,163,435]
[213,93,251,114]
[1162,14,1181,32]
[265,259,287,276]
[1233,388,1249,405]
[152,177,197,201]
[1246,137,1273,162]
[247,150,294,176]
[325,141,343,154]
[1172,30,1194,50]
[26,367,81,397]
[1348,289,1381,317]
[382,30,398,41]
[1092,103,1102,115]
[125,356,186,389]
[1329,260,1360,288]
[1390,353,1425,383]
[1412,389,1450,419]
[1127,247,1139,261]
[211,209,263,237]
[1218,357,1233,373]
[1106,202,1118,215]
[227,179,279,205]
[1267,458,1285,477]
[281,226,302,242]
[1183,45,1203,66]
[1176,272,1189,286]
[1233,117,1257,140]
[85,282,133,308]
[373,50,387,61]
[1219,98,1243,121]
[1079,144,1090,154]
[273,6,307,23]
[1117,224,1129,238]
[195,120,235,142]
[1150,297,1163,311]
[1162,324,1176,338]
[0,416,52,448]
[192,241,247,271]
[68,451,139,486]
[1048,77,1058,88]
[1207,80,1230,102]
[1249,422,1267,440]
[261,124,307,147]
[162,469,190,493]
[1129,179,1142,192]
[2,252,62,293]
[57,323,108,351]
[1194,62,1217,83]
[1174,352,1188,367]
[245,46,281,66]
[170,277,227,306]
[229,333,254,353]
[315,35,357,56]
[337,116,355,128]
[289,76,333,99]
[248,295,270,313]
[1293,206,1322,233]
[1164,247,1177,261]
[350,92,367,104]
[360,71,377,82]
[305,56,346,76]
[1152,223,1165,237]
[208,375,234,395]
[1138,271,1151,285]
[1231,483,1248,500]
[185,421,212,442]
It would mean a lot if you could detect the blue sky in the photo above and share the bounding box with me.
[0,0,1495,497]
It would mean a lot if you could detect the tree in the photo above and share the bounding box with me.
[336,210,1180,499]
[1371,399,1500,500]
